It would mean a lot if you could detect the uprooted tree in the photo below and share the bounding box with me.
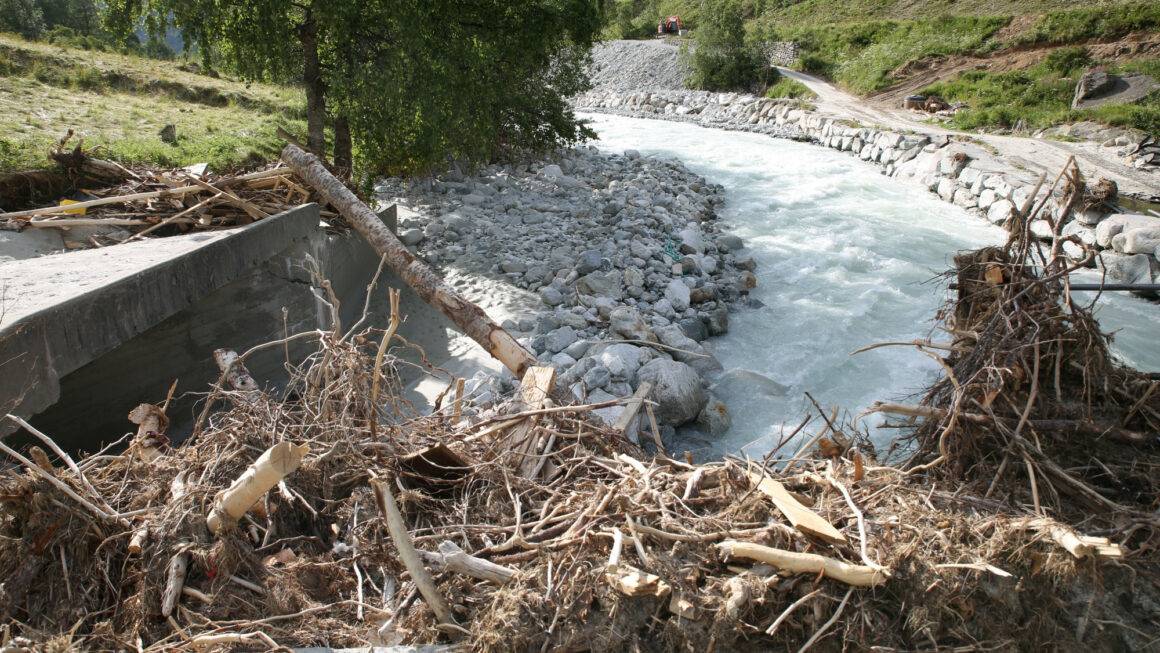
[103,0,602,175]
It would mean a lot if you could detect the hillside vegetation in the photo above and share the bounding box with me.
[604,0,1160,133]
[0,34,302,174]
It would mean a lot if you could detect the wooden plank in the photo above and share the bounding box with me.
[504,367,556,478]
[614,381,653,438]
[743,466,845,543]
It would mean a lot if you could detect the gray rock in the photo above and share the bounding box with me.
[678,317,708,342]
[399,228,425,246]
[636,358,706,426]
[538,286,565,306]
[597,343,645,380]
[564,339,591,360]
[710,369,788,400]
[544,326,578,354]
[718,234,744,251]
[576,249,603,274]
[665,279,691,312]
[501,260,528,274]
[577,270,623,300]
[1095,214,1159,248]
[609,306,655,342]
[1100,252,1155,284]
[1121,227,1160,255]
[706,307,729,336]
[696,398,732,437]
[987,199,1016,226]
[582,365,612,390]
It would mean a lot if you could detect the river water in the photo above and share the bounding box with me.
[583,113,1160,457]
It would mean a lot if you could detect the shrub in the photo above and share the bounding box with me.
[684,0,769,91]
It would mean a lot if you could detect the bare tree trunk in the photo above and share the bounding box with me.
[281,144,536,377]
[333,116,352,179]
[299,6,326,156]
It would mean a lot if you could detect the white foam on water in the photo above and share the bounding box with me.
[583,112,1160,457]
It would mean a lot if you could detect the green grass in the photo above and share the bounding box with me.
[0,34,303,174]
[920,47,1160,134]
[1014,4,1160,45]
[764,76,816,100]
[758,15,1009,94]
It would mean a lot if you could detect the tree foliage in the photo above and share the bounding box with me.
[105,0,602,176]
[684,0,767,91]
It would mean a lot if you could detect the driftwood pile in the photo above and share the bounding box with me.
[0,153,1157,651]
[0,138,332,248]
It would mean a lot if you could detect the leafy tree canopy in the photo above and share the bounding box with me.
[105,0,602,176]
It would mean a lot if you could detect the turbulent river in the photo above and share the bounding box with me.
[583,113,1160,457]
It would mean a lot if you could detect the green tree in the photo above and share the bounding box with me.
[684,0,767,90]
[0,0,47,38]
[105,0,601,176]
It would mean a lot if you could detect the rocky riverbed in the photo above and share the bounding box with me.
[375,146,757,448]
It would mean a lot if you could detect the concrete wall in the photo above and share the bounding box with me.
[1,205,454,450]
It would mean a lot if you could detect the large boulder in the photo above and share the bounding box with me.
[1100,252,1156,284]
[1072,69,1116,109]
[1121,227,1160,255]
[710,369,788,400]
[654,325,723,377]
[636,358,706,425]
[1095,214,1159,248]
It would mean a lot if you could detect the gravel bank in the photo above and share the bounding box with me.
[375,147,756,449]
[589,40,687,93]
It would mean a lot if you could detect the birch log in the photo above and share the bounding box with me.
[206,442,309,534]
[281,144,536,377]
[718,540,887,587]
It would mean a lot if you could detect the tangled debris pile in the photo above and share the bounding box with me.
[0,137,332,250]
[1,156,1158,652]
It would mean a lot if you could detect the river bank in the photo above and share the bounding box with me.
[374,146,756,449]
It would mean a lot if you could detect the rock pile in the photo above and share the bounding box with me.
[588,40,689,94]
[375,146,757,442]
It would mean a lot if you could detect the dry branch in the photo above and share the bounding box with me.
[718,540,887,587]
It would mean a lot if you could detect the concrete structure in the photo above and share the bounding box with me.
[0,204,452,448]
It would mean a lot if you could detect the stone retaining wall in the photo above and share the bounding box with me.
[761,41,799,67]
[574,88,1160,290]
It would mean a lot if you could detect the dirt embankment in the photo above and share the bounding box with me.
[869,33,1160,107]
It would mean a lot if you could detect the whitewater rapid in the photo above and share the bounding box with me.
[583,113,1160,457]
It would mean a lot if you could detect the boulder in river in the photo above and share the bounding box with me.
[636,358,706,425]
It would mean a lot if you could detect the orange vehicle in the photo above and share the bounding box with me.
[657,15,683,34]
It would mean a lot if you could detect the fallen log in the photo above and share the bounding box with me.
[718,540,887,587]
[280,144,536,377]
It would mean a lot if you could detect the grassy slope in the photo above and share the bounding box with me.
[0,34,303,174]
[754,1,1160,133]
[613,1,1159,132]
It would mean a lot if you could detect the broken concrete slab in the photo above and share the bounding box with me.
[0,204,320,436]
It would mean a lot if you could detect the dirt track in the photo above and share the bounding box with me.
[777,67,1160,196]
